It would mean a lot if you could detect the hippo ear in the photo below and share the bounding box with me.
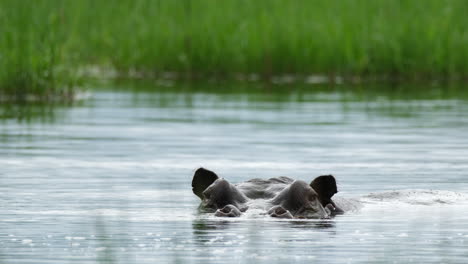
[192,168,219,199]
[310,175,338,205]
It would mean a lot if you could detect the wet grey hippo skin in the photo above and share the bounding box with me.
[192,168,344,218]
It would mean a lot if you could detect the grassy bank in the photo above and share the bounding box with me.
[1,0,468,100]
[0,0,78,101]
[83,0,468,78]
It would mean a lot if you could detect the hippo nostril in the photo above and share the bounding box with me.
[268,206,293,219]
[321,213,331,220]
[221,206,232,213]
[275,207,286,215]
[215,204,242,217]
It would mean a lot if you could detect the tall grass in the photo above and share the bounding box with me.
[74,0,468,78]
[1,0,468,100]
[0,0,77,101]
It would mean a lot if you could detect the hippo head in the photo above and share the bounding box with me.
[270,180,329,219]
[201,178,248,216]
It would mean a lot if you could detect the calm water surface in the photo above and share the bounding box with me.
[1,82,468,263]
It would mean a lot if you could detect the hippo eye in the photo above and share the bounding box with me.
[308,193,317,201]
[202,189,211,199]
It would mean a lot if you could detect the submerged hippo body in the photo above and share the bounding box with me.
[192,168,344,219]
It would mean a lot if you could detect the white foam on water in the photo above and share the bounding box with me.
[361,189,468,206]
[21,239,32,244]
[355,189,468,218]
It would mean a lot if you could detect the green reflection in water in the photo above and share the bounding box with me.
[104,79,468,103]
[0,101,79,123]
[2,79,468,123]
[0,102,74,145]
[0,103,57,122]
[94,216,116,264]
[100,79,468,123]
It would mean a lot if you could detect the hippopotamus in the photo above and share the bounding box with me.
[192,167,344,219]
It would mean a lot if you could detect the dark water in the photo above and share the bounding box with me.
[2,81,468,263]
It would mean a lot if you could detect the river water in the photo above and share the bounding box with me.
[1,81,468,263]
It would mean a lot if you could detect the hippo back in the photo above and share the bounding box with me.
[235,176,294,199]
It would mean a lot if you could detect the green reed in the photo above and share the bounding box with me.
[75,0,468,78]
[1,0,468,101]
[0,0,78,101]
